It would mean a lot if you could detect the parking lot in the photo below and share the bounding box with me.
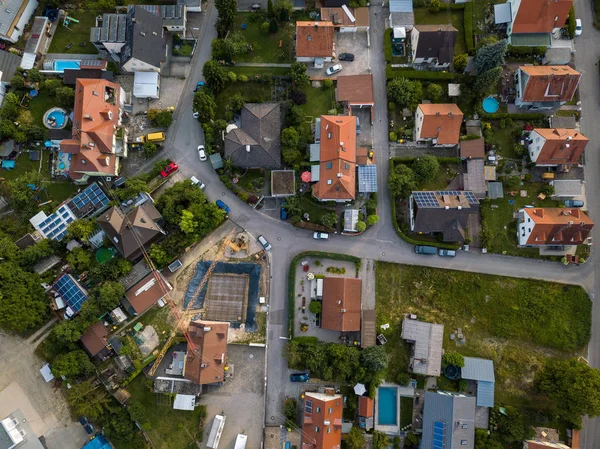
[314,31,371,78]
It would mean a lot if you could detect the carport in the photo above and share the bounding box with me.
[335,74,374,123]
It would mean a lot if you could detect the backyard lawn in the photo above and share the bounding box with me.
[236,169,266,194]
[28,89,57,128]
[375,263,591,406]
[414,8,467,55]
[300,86,336,120]
[48,12,99,54]
[234,13,295,63]
[228,66,290,78]
[400,396,414,428]
[298,196,335,224]
[127,375,207,449]
[480,182,561,256]
[214,82,272,119]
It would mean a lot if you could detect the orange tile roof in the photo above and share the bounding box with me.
[513,0,572,34]
[417,104,463,145]
[358,396,374,418]
[184,320,229,385]
[524,208,594,245]
[460,137,485,159]
[520,66,581,103]
[302,391,343,449]
[296,21,334,57]
[61,79,121,180]
[336,74,374,105]
[532,128,588,165]
[313,115,356,201]
[321,277,361,332]
[125,272,172,315]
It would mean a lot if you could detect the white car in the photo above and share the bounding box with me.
[198,145,207,161]
[193,110,199,119]
[313,232,330,240]
[190,176,205,189]
[575,19,582,36]
[326,64,342,76]
[257,235,272,251]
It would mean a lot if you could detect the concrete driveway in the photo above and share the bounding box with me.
[312,31,371,78]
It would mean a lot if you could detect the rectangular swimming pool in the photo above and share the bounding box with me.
[54,60,81,72]
[377,387,398,425]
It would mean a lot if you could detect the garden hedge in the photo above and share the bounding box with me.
[386,67,457,80]
[464,1,474,53]
[481,112,547,120]
[506,45,547,57]
[384,28,393,63]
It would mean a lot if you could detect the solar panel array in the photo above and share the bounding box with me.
[358,165,378,193]
[413,191,439,207]
[54,274,88,313]
[432,421,446,449]
[37,206,75,241]
[67,182,110,219]
[413,190,480,208]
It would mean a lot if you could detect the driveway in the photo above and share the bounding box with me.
[311,31,371,78]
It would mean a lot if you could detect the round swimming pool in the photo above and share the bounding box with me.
[43,107,69,129]
[482,96,499,113]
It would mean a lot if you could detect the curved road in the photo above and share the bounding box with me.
[147,1,599,445]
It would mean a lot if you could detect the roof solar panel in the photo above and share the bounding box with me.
[358,166,378,193]
[54,274,88,313]
[67,182,109,219]
[432,421,446,449]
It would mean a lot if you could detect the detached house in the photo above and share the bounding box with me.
[528,128,588,167]
[411,24,457,69]
[301,389,343,449]
[506,0,572,47]
[183,320,229,385]
[518,208,594,248]
[321,277,362,332]
[515,66,581,110]
[421,391,476,449]
[295,21,335,67]
[415,104,463,147]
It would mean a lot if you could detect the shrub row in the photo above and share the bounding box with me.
[506,45,547,57]
[481,112,548,120]
[385,67,457,80]
[464,1,474,54]
[390,156,461,164]
[384,28,393,63]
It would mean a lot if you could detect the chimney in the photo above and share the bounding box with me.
[315,22,319,28]
[140,31,146,36]
[537,209,544,218]
[445,206,449,210]
[457,206,462,210]
[246,145,251,153]
[337,173,342,178]
[436,111,441,116]
[341,309,346,313]
[448,112,452,117]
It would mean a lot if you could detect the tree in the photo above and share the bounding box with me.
[202,60,227,92]
[55,86,75,108]
[283,196,301,217]
[387,77,423,111]
[117,177,148,201]
[345,427,365,449]
[535,358,600,427]
[143,142,158,158]
[373,431,390,449]
[154,110,173,128]
[95,281,125,311]
[267,0,275,18]
[284,397,297,426]
[388,164,416,198]
[66,380,110,420]
[261,21,270,34]
[52,350,95,378]
[67,218,97,242]
[356,221,367,232]
[453,53,468,72]
[291,90,307,105]
[66,247,93,272]
[269,19,279,33]
[360,345,388,374]
[215,0,237,37]
[228,93,245,114]
[290,62,310,87]
[413,155,439,182]
[429,0,440,13]
[193,90,217,123]
[442,352,465,367]
[504,175,521,191]
[276,0,294,21]
[44,78,63,95]
[3,171,45,212]
[128,401,147,423]
[567,6,576,39]
[180,209,197,234]
[0,93,20,121]
[281,127,300,165]
[474,67,502,97]
[18,238,55,269]
[285,104,303,127]
[541,185,555,196]
[321,213,338,228]
[308,301,322,314]
[149,243,170,266]
[474,39,508,74]
[367,215,379,226]
[10,74,26,90]
[426,83,443,102]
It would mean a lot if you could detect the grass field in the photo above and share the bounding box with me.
[298,196,335,224]
[300,86,336,119]
[27,89,56,128]
[234,14,295,63]
[228,66,291,77]
[127,376,206,449]
[48,12,99,54]
[376,263,590,405]
[414,8,467,55]
[400,396,414,428]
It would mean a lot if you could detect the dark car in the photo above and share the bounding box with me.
[160,162,178,178]
[290,372,310,382]
[78,416,89,426]
[339,53,355,61]
[281,206,288,220]
[216,199,231,213]
[83,424,95,435]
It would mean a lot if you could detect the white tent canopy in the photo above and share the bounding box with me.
[133,72,160,99]
[354,383,366,396]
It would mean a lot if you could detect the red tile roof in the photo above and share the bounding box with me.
[358,396,374,418]
[184,320,229,385]
[523,208,594,246]
[520,66,581,103]
[321,277,361,332]
[302,391,343,449]
[531,128,588,165]
[320,7,369,27]
[459,137,485,159]
[336,74,374,105]
[125,272,172,315]
[80,322,108,356]
[512,0,572,34]
[417,104,463,145]
[296,21,334,57]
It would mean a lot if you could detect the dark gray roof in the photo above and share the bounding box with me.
[0,49,20,82]
[422,391,476,449]
[24,17,49,53]
[63,69,114,85]
[401,318,444,376]
[322,0,349,6]
[139,4,186,27]
[412,200,478,243]
[121,6,166,69]
[90,13,127,43]
[487,181,504,199]
[224,103,282,169]
[414,25,458,64]
[550,115,577,129]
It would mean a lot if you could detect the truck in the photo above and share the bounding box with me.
[133,132,166,144]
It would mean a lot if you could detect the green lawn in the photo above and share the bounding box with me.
[228,66,290,77]
[481,182,561,256]
[298,196,335,224]
[27,89,57,128]
[414,8,467,55]
[400,396,414,428]
[214,82,272,119]
[300,86,336,120]
[48,12,100,54]
[376,262,591,406]
[234,14,295,63]
[127,375,206,449]
[236,168,266,193]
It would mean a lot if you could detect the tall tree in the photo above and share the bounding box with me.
[289,62,310,87]
[387,77,423,111]
[52,350,95,378]
[202,60,227,92]
[267,0,275,18]
[67,218,97,242]
[193,90,217,123]
[412,155,440,182]
[66,380,110,420]
[215,0,237,37]
[474,39,508,74]
[281,127,300,165]
[473,67,502,98]
[388,164,416,198]
[345,426,365,449]
[94,281,125,311]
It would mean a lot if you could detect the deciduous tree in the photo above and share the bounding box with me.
[453,53,468,72]
[281,127,300,165]
[202,60,227,92]
[412,155,439,182]
[66,247,93,272]
[387,77,423,111]
[193,90,217,123]
[426,83,443,102]
[94,281,125,311]
[67,218,97,242]
[388,164,416,198]
[290,62,310,87]
[215,0,236,37]
[52,350,95,378]
[346,427,365,449]
[321,213,338,228]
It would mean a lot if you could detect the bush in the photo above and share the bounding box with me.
[356,221,367,232]
[321,213,338,228]
[481,112,547,120]
[567,6,576,39]
[389,131,397,141]
[284,397,297,426]
[506,45,547,57]
[541,185,555,196]
[386,67,457,80]
[464,1,474,53]
[396,372,411,386]
[326,266,346,274]
[367,215,379,226]
[308,300,322,314]
[429,0,440,13]
[443,352,465,368]
[322,78,333,89]
[261,21,269,34]
[453,53,468,72]
[384,28,393,63]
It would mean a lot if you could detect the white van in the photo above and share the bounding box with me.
[190,176,206,190]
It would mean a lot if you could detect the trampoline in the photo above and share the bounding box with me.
[482,96,499,113]
[444,365,460,380]
[96,247,116,264]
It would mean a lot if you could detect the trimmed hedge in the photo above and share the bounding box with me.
[386,67,457,80]
[464,1,474,54]
[385,28,393,63]
[506,45,547,57]
[481,112,547,120]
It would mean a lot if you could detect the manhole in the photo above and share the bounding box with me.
[249,354,254,359]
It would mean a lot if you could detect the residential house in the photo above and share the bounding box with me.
[224,103,282,169]
[301,389,343,449]
[20,16,51,69]
[80,322,111,360]
[320,7,369,32]
[335,74,374,123]
[139,5,186,34]
[409,190,480,243]
[460,357,495,407]
[459,137,485,159]
[524,426,579,449]
[313,115,357,202]
[411,25,458,69]
[97,201,166,261]
[53,273,89,318]
[527,128,587,167]
[421,391,476,449]
[517,207,594,248]
[60,79,128,183]
[123,271,172,315]
[388,0,414,27]
[321,277,362,332]
[358,396,374,430]
[415,104,463,146]
[463,159,486,197]
[183,320,229,385]
[514,66,581,110]
[0,50,21,106]
[0,0,38,43]
[295,21,335,67]
[506,0,572,47]
[0,409,44,449]
[401,318,444,377]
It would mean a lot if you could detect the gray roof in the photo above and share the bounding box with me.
[390,0,413,12]
[90,13,127,43]
[139,4,186,27]
[33,255,61,274]
[412,199,479,243]
[63,69,114,85]
[121,6,166,69]
[414,25,458,65]
[309,143,320,162]
[0,48,20,82]
[544,47,571,65]
[178,0,201,7]
[549,115,577,129]
[401,318,444,377]
[224,103,282,169]
[461,358,494,382]
[487,181,504,199]
[421,391,476,449]
[24,17,49,53]
[550,179,583,197]
[463,159,486,196]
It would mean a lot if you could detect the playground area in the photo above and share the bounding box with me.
[47,11,99,55]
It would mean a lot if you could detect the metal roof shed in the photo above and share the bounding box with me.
[173,394,196,411]
[390,0,413,13]
[461,357,495,407]
[358,165,378,193]
[133,72,160,99]
[494,2,511,24]
[344,209,359,232]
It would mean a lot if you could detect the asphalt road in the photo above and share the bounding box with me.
[147,1,598,438]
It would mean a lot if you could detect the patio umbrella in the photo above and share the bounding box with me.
[354,383,366,396]
[301,171,311,183]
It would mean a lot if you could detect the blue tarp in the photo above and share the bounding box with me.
[82,435,112,449]
[1,160,16,169]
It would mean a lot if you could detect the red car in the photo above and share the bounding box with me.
[160,162,178,178]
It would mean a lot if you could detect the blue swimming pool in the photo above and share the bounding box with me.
[54,60,80,72]
[377,387,398,425]
[482,96,499,113]
[47,110,66,127]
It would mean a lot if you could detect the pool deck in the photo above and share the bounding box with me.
[374,384,401,435]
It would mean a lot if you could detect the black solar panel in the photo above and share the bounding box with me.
[413,191,439,208]
[67,183,109,219]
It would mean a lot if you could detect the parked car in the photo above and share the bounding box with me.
[257,235,272,251]
[290,372,310,382]
[78,416,89,426]
[251,3,261,10]
[565,200,584,208]
[326,64,343,76]
[198,145,207,161]
[438,249,457,257]
[193,109,199,119]
[339,53,355,61]
[575,19,582,36]
[83,424,95,435]
[414,245,437,255]
[313,232,330,240]
[194,81,205,92]
[280,206,288,220]
[190,176,206,189]
[216,199,230,213]
[160,162,178,178]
